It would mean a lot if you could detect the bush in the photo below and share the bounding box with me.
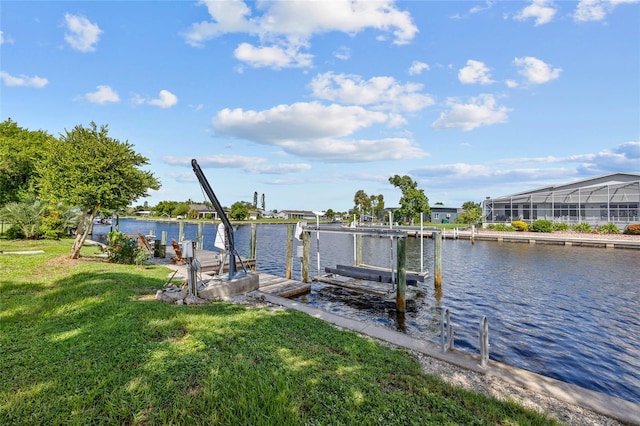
[597,223,620,234]
[530,219,553,233]
[5,225,26,240]
[487,223,514,231]
[40,215,65,239]
[511,220,528,231]
[553,223,570,231]
[624,223,640,235]
[572,223,592,233]
[107,231,140,264]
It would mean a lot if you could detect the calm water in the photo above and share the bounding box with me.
[96,219,640,404]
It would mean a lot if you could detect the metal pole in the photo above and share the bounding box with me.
[316,215,320,278]
[420,212,424,273]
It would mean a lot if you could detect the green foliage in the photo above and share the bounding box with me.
[455,206,482,225]
[511,220,529,231]
[106,231,140,264]
[353,190,385,221]
[0,198,46,239]
[229,201,249,220]
[388,174,429,224]
[5,225,25,239]
[624,223,640,235]
[553,222,571,231]
[571,223,592,233]
[597,223,620,234]
[486,223,514,231]
[37,122,161,258]
[530,219,553,233]
[172,202,190,217]
[0,119,52,205]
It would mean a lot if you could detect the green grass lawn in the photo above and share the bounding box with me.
[0,239,558,425]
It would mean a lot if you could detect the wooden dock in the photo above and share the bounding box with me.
[257,273,311,298]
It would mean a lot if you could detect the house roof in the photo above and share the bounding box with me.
[496,172,640,199]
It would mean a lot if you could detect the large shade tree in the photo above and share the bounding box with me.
[0,119,52,205]
[38,122,160,258]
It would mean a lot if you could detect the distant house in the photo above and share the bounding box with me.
[482,172,640,228]
[189,204,219,219]
[134,210,153,217]
[429,206,461,223]
[278,210,319,220]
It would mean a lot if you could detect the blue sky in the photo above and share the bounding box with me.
[1,1,639,212]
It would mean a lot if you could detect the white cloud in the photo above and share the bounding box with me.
[212,101,426,162]
[0,31,4,44]
[81,85,120,104]
[573,0,640,22]
[514,56,561,84]
[184,0,418,68]
[514,0,557,26]
[431,94,510,131]
[408,61,430,75]
[310,72,434,113]
[0,71,48,88]
[64,13,102,52]
[506,80,519,88]
[234,42,313,68]
[163,154,311,174]
[334,46,351,61]
[146,90,178,108]
[458,60,494,85]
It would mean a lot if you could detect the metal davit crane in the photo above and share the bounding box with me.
[191,158,246,280]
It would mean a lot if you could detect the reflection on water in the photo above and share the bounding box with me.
[95,220,640,404]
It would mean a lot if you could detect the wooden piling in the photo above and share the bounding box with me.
[178,220,184,242]
[286,224,294,279]
[433,231,442,288]
[302,231,310,283]
[396,237,407,313]
[161,231,167,246]
[197,222,204,249]
[249,223,257,259]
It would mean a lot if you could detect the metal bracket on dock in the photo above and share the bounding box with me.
[440,307,454,353]
[479,316,489,368]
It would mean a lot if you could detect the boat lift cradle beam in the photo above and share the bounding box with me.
[191,158,244,280]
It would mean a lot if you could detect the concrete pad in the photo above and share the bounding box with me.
[198,273,259,300]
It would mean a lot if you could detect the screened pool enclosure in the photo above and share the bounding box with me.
[482,173,640,228]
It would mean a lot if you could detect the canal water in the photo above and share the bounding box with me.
[95,219,640,404]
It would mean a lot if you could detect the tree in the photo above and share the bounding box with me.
[388,174,430,225]
[261,193,265,211]
[0,198,46,239]
[37,122,160,259]
[456,201,483,225]
[324,208,336,221]
[0,119,52,205]
[229,201,248,220]
[253,191,258,208]
[370,194,385,221]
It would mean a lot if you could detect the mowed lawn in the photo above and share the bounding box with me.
[0,239,558,425]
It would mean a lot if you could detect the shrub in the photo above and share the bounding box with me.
[624,223,640,235]
[107,231,140,264]
[5,225,26,240]
[511,220,528,231]
[572,223,592,233]
[597,223,620,234]
[489,223,514,231]
[530,219,553,233]
[553,223,570,231]
[40,215,65,239]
